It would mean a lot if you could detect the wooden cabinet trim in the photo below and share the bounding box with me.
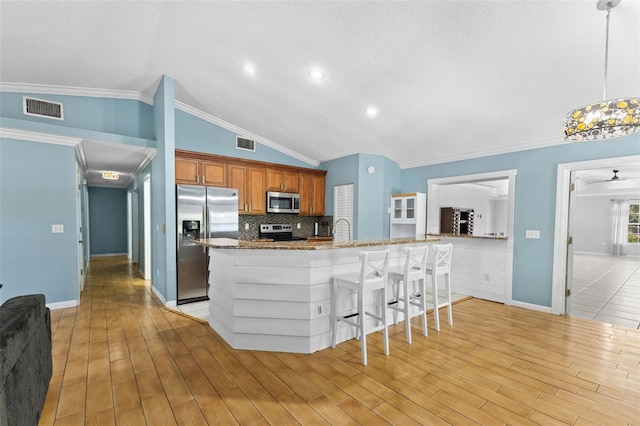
[176,149,326,177]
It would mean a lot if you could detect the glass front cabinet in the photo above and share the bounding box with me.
[390,192,426,238]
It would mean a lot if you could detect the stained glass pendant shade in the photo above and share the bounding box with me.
[562,0,640,141]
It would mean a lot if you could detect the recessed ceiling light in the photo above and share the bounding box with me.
[366,107,379,118]
[308,68,326,81]
[243,63,256,74]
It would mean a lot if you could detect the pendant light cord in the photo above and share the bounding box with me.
[603,3,612,100]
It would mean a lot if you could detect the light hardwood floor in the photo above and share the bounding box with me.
[40,256,640,425]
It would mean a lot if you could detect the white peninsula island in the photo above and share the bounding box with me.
[194,237,437,354]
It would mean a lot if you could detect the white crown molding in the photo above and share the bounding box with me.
[0,82,153,105]
[1,82,320,167]
[0,127,82,146]
[175,101,320,167]
[400,136,562,169]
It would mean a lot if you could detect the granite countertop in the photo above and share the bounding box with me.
[193,237,439,250]
[429,233,508,240]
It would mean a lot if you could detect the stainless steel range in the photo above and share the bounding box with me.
[259,224,307,241]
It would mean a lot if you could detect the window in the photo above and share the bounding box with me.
[629,203,640,243]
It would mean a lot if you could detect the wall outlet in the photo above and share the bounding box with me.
[52,224,64,233]
[244,223,249,230]
[525,230,540,239]
[297,223,301,229]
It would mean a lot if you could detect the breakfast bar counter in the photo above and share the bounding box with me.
[194,237,437,353]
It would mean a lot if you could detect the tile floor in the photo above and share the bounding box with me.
[174,300,209,321]
[570,253,640,329]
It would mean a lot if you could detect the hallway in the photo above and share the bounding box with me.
[40,256,640,425]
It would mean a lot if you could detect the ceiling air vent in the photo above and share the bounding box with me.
[236,136,255,152]
[23,96,64,120]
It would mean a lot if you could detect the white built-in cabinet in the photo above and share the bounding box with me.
[390,192,426,238]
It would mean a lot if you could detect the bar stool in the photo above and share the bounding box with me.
[426,243,454,331]
[387,245,429,344]
[331,249,390,365]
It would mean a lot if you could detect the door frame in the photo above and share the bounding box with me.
[551,154,640,314]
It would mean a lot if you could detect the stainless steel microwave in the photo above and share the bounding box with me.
[266,191,300,214]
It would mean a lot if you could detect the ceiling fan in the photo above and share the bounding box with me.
[583,169,632,185]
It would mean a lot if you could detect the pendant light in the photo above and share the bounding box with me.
[562,0,639,141]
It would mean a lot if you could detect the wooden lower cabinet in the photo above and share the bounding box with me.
[228,165,266,214]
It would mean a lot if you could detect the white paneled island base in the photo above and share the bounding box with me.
[198,238,434,354]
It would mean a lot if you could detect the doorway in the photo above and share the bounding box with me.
[551,155,640,327]
[144,175,151,280]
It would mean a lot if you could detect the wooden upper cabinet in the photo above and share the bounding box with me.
[266,168,299,192]
[175,157,200,185]
[228,165,266,215]
[175,157,227,187]
[299,172,325,216]
[201,160,227,187]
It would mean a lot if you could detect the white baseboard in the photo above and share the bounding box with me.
[166,300,177,308]
[511,300,553,314]
[47,299,79,310]
[150,284,170,306]
[90,253,128,258]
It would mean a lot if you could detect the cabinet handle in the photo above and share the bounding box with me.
[196,175,200,184]
[202,175,206,184]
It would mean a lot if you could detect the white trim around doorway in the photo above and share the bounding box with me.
[551,154,640,315]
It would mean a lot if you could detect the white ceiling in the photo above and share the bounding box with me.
[1,1,639,184]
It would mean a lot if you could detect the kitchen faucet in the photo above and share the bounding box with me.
[332,217,352,241]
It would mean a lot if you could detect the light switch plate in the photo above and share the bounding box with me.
[525,230,540,239]
[52,224,64,233]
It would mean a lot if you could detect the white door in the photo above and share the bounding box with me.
[76,164,85,293]
[565,171,577,315]
[144,176,151,280]
[132,191,139,265]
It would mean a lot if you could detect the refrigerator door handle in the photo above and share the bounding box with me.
[203,205,208,252]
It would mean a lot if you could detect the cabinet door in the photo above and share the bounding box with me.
[311,174,325,216]
[282,170,299,193]
[266,169,283,191]
[299,173,313,215]
[175,157,200,185]
[405,197,416,221]
[201,160,227,187]
[228,165,248,213]
[392,198,404,222]
[266,168,299,192]
[246,167,266,214]
[299,173,325,216]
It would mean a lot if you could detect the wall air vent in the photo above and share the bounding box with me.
[23,96,64,120]
[236,136,255,152]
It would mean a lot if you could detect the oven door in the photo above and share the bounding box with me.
[267,192,300,213]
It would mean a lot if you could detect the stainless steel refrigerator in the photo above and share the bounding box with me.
[176,185,238,304]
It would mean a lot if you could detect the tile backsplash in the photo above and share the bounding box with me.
[239,214,333,240]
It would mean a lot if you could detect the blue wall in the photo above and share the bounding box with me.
[0,92,154,140]
[175,109,315,168]
[400,134,640,307]
[0,138,79,305]
[321,153,401,239]
[88,187,127,255]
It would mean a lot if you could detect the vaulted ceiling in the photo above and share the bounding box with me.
[1,1,639,172]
